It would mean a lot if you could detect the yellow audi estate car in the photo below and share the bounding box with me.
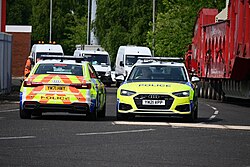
[20,56,106,120]
[116,57,199,122]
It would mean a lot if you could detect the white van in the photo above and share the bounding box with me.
[30,44,64,64]
[115,46,152,86]
[73,49,113,86]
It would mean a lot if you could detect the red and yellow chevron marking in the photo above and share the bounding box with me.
[24,74,89,105]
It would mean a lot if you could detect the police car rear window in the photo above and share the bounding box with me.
[35,63,83,76]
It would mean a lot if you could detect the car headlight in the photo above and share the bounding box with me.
[173,90,190,97]
[120,89,136,96]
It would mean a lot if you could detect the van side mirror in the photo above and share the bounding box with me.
[191,76,200,82]
[120,61,124,67]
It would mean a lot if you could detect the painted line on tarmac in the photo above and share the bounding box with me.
[0,136,36,140]
[76,128,155,136]
[206,104,219,121]
[113,121,250,131]
[0,109,19,113]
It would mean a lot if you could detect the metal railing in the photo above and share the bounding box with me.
[0,32,12,95]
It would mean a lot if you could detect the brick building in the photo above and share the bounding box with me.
[6,25,32,77]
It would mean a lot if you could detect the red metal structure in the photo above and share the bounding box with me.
[185,0,250,100]
[1,0,6,32]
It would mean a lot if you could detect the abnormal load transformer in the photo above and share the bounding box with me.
[185,0,250,100]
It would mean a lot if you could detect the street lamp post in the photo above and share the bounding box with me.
[152,0,155,56]
[49,0,52,43]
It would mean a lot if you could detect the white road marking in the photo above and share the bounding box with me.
[214,110,219,115]
[76,128,155,136]
[113,121,170,126]
[113,121,250,131]
[211,106,217,110]
[0,136,36,140]
[206,104,219,121]
[0,109,19,113]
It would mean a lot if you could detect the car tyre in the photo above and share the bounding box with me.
[20,108,31,119]
[97,103,106,118]
[86,108,97,121]
[184,108,197,123]
[116,112,128,121]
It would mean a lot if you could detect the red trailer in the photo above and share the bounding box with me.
[185,0,250,100]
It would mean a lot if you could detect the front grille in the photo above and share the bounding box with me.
[133,94,174,109]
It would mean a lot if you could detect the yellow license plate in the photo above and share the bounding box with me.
[45,86,67,91]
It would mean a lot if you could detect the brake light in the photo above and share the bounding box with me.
[70,83,91,89]
[23,81,43,87]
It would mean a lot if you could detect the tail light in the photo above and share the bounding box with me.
[23,81,43,87]
[70,83,91,89]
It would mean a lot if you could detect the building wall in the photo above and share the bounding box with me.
[10,32,31,77]
[6,26,32,77]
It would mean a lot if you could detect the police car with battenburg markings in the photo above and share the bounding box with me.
[20,55,106,120]
[116,57,200,122]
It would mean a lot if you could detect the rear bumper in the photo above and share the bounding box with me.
[22,101,90,114]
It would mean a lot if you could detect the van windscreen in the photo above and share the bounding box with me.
[84,54,110,65]
[125,55,151,66]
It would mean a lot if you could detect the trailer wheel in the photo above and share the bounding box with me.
[197,82,201,97]
[207,83,213,99]
[211,87,216,100]
[199,82,204,98]
[204,82,209,99]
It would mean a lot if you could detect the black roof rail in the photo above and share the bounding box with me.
[137,57,184,63]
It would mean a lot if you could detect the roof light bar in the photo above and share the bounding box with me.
[40,55,86,63]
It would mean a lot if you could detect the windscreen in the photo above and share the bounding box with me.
[35,63,83,76]
[125,55,151,66]
[128,65,188,82]
[84,54,110,65]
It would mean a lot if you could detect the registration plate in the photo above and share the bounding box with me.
[142,100,165,105]
[45,86,67,91]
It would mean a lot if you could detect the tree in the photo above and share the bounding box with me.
[6,0,32,25]
[95,0,152,65]
[29,0,88,54]
[147,0,226,57]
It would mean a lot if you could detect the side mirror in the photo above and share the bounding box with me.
[191,76,200,82]
[116,75,125,81]
[119,61,124,67]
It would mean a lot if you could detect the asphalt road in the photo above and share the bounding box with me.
[0,87,250,167]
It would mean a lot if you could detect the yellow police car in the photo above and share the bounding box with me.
[116,57,200,122]
[20,56,106,120]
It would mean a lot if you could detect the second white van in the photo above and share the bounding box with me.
[115,46,152,86]
[74,49,113,86]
